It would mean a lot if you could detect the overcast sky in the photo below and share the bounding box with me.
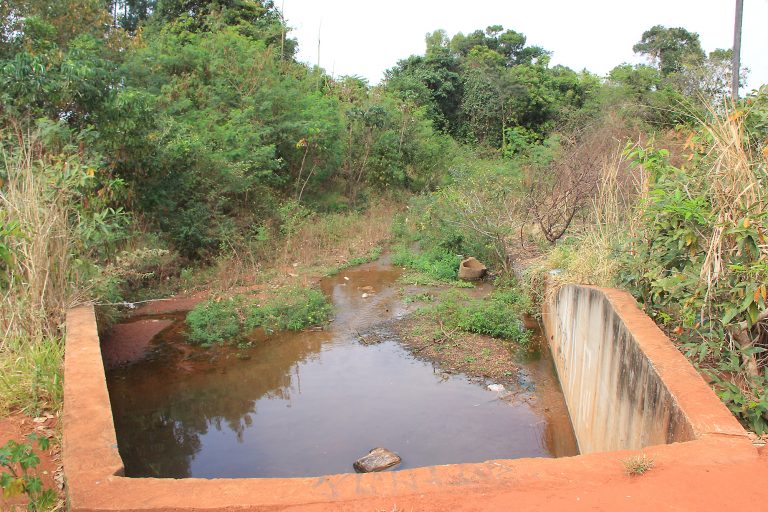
[282,0,768,91]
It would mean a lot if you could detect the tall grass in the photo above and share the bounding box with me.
[209,199,400,290]
[281,200,398,266]
[0,337,64,416]
[696,106,767,309]
[1,138,79,340]
[0,135,79,414]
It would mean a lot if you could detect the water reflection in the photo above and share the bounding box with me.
[106,259,578,478]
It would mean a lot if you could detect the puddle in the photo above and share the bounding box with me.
[105,257,578,478]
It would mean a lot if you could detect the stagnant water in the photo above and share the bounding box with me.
[105,258,578,478]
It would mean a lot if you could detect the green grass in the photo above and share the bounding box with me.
[391,244,462,282]
[0,337,64,416]
[186,287,333,345]
[247,287,333,333]
[424,287,532,344]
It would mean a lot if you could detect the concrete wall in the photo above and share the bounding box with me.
[62,299,753,511]
[542,284,742,454]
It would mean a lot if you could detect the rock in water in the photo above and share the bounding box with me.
[353,447,401,473]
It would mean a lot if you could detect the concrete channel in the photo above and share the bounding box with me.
[62,285,761,511]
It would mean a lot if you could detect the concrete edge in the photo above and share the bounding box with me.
[63,299,755,511]
[565,284,748,440]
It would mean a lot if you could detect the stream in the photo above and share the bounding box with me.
[104,256,578,478]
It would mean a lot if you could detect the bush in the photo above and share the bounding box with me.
[617,103,768,433]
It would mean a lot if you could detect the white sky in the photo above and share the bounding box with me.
[283,0,768,91]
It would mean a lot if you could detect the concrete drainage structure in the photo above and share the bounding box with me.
[63,285,764,511]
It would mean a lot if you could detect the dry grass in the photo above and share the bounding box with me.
[0,135,82,415]
[208,199,401,292]
[695,106,767,310]
[282,200,399,266]
[529,132,647,298]
[621,454,655,476]
[0,141,78,342]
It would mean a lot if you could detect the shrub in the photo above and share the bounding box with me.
[0,434,57,511]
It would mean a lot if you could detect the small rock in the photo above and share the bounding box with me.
[343,276,350,281]
[488,384,506,393]
[362,293,369,298]
[353,447,401,473]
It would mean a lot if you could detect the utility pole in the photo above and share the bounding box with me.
[316,21,322,90]
[731,0,744,101]
[280,0,286,62]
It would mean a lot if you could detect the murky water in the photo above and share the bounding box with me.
[105,258,577,479]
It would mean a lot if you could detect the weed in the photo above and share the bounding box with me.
[325,246,383,276]
[391,244,462,283]
[621,454,655,476]
[0,434,57,511]
[250,287,333,333]
[186,298,243,346]
[403,292,435,304]
[424,287,531,344]
[186,287,332,345]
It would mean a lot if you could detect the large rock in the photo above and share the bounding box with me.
[458,257,487,281]
[353,447,401,473]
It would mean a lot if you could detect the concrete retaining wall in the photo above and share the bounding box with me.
[542,284,742,453]
[62,293,754,511]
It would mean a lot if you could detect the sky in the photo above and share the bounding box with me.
[282,0,768,91]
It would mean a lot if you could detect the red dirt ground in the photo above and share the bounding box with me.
[0,413,63,510]
[100,318,174,368]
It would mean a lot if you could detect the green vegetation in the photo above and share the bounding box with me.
[423,287,532,344]
[0,434,57,511]
[186,287,332,345]
[0,338,64,418]
[392,244,463,283]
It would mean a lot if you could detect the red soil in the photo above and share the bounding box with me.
[100,319,173,368]
[0,413,62,510]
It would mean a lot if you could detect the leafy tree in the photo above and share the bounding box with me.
[633,25,705,77]
[385,49,463,135]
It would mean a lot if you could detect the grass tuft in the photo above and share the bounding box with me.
[621,454,655,476]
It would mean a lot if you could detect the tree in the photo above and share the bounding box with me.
[633,25,705,76]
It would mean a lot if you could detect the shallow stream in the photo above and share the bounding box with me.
[105,257,577,478]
